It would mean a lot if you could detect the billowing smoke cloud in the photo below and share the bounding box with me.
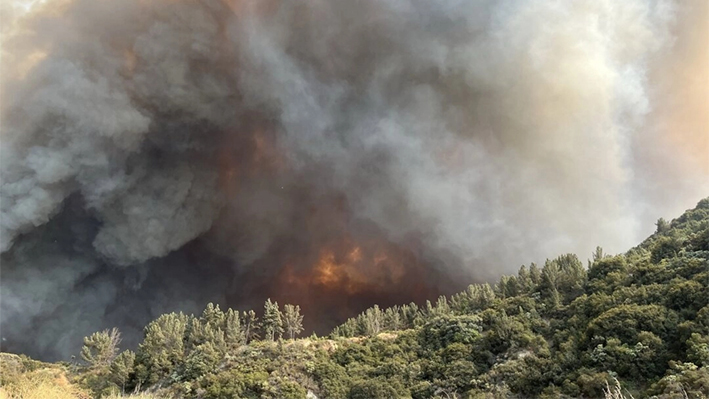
[1,0,707,360]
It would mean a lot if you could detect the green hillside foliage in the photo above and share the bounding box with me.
[4,198,709,399]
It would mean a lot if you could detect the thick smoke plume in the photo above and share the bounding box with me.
[1,0,707,360]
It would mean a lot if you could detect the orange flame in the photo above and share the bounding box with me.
[276,238,419,300]
[262,234,451,334]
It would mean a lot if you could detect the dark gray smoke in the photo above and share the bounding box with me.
[1,0,707,360]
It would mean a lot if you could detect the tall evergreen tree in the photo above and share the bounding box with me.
[424,300,435,316]
[201,303,225,329]
[517,265,533,293]
[468,283,496,311]
[134,312,188,385]
[262,299,284,341]
[541,254,586,305]
[283,304,304,340]
[110,349,135,393]
[185,316,205,351]
[242,310,260,343]
[592,246,606,262]
[497,275,519,298]
[656,218,670,234]
[401,302,423,327]
[331,317,358,338]
[361,305,382,336]
[81,328,121,368]
[435,295,451,315]
[224,308,243,348]
[529,262,542,286]
[384,306,402,330]
[184,311,226,353]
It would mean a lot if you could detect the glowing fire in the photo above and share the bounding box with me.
[254,234,449,334]
[319,245,400,292]
[306,245,404,293]
[276,238,422,301]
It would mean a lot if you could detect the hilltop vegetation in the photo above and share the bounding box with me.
[2,198,708,399]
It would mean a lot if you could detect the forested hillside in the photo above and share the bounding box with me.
[2,198,708,399]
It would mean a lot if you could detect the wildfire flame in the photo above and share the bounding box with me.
[257,235,447,333]
[295,243,407,294]
[283,243,395,291]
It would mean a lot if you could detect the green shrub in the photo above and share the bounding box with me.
[420,315,482,350]
[348,378,401,399]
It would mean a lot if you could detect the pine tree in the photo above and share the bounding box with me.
[517,265,529,291]
[332,317,359,337]
[201,303,225,329]
[466,283,496,311]
[110,349,135,393]
[529,262,542,285]
[424,300,435,317]
[556,253,586,300]
[184,311,226,353]
[497,275,519,298]
[183,341,222,380]
[242,310,260,343]
[384,306,402,330]
[134,312,188,385]
[435,295,451,315]
[224,308,243,348]
[81,328,121,368]
[283,304,304,340]
[449,292,467,315]
[262,299,284,341]
[540,259,561,309]
[184,315,206,352]
[202,323,227,352]
[592,246,606,262]
[541,254,586,305]
[401,302,423,327]
[656,218,670,234]
[361,305,382,336]
[185,316,205,350]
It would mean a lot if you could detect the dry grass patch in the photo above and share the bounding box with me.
[0,367,90,399]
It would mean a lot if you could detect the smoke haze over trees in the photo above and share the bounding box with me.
[4,198,708,399]
[0,0,708,360]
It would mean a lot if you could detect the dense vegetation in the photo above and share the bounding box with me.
[2,198,708,399]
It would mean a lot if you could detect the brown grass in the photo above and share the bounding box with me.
[0,367,90,399]
[0,352,173,399]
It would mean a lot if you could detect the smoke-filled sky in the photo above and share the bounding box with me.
[1,0,707,360]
